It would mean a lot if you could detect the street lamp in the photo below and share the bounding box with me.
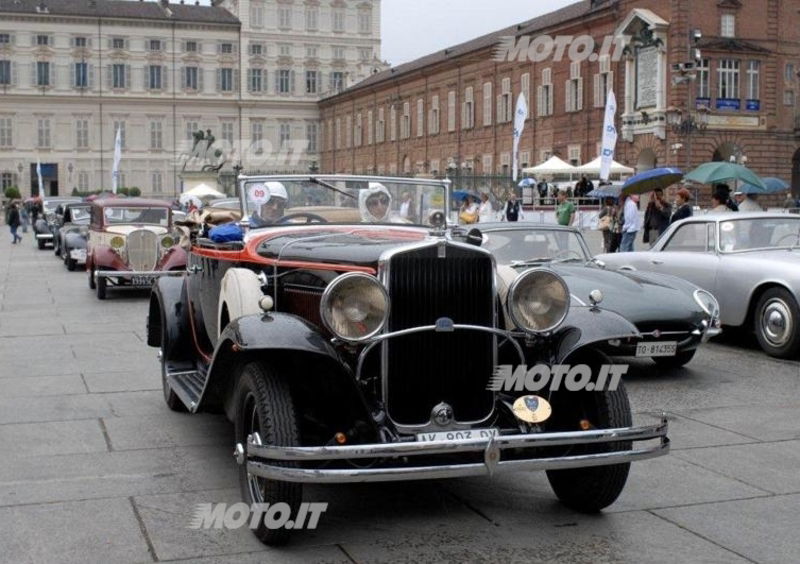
[666,105,710,201]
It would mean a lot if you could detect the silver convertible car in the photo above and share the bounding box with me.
[597,213,800,359]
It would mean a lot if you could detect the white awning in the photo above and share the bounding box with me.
[522,156,576,175]
[574,156,635,175]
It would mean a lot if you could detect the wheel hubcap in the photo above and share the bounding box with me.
[761,299,793,347]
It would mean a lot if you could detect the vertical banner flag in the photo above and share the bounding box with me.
[599,90,618,182]
[36,159,44,198]
[512,92,528,182]
[111,127,122,194]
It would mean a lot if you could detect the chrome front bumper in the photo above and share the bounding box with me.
[94,270,184,279]
[240,418,669,484]
[35,233,53,240]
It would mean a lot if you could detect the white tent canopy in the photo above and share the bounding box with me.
[522,156,576,175]
[181,183,225,200]
[574,156,634,175]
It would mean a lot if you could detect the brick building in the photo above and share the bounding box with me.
[319,0,800,200]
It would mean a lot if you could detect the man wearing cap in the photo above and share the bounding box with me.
[734,191,762,213]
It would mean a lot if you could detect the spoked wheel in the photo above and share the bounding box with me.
[545,349,632,513]
[234,361,301,546]
[755,288,800,359]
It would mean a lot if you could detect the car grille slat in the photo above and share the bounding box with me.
[386,245,495,426]
[127,229,159,272]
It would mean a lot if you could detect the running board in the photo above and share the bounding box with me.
[166,362,208,412]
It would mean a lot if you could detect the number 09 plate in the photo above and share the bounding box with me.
[636,341,677,357]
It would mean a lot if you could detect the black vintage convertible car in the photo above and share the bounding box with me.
[33,197,82,249]
[54,202,91,270]
[452,223,721,368]
[147,175,669,545]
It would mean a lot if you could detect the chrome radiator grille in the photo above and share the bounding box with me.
[126,229,159,271]
[385,244,495,427]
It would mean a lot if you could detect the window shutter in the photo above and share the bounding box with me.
[607,71,614,95]
[49,63,55,87]
[290,70,295,94]
[542,68,551,83]
[247,69,252,92]
[536,85,544,116]
[521,73,530,118]
[496,93,503,123]
[162,65,168,90]
[86,37,92,48]
[448,91,455,131]
[548,86,553,115]
[143,66,148,90]
[69,63,75,88]
[11,62,17,86]
[483,82,492,126]
[31,62,36,86]
[577,77,583,111]
[125,65,131,89]
[106,64,112,88]
[216,69,221,92]
[198,67,204,92]
[234,69,240,91]
[593,73,601,107]
[88,64,94,88]
[124,39,130,50]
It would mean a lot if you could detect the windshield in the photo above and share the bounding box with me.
[70,207,90,223]
[240,176,447,228]
[481,228,590,264]
[103,207,169,226]
[719,217,800,252]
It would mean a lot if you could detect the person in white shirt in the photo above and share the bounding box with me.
[399,191,413,220]
[619,194,641,252]
[734,191,762,213]
[478,192,496,222]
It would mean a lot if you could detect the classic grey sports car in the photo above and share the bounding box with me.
[597,213,800,359]
[452,223,721,368]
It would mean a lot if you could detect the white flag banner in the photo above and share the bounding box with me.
[111,127,122,193]
[599,90,618,182]
[36,159,44,198]
[512,92,528,182]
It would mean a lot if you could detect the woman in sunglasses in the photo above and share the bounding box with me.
[359,183,393,223]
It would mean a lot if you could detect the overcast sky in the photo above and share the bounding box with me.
[380,0,579,66]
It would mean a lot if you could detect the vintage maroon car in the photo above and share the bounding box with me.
[86,198,186,299]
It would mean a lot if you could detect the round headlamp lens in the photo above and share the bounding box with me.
[110,236,125,249]
[508,269,570,333]
[161,236,175,248]
[321,273,389,341]
[694,289,719,318]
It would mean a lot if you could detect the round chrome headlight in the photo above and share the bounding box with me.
[694,289,719,319]
[110,236,125,249]
[161,235,175,248]
[507,269,570,334]
[321,273,389,342]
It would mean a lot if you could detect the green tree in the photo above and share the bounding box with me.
[128,187,141,197]
[4,186,21,200]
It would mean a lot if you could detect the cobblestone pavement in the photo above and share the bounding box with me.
[0,228,798,564]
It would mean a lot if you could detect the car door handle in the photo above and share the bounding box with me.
[650,260,664,265]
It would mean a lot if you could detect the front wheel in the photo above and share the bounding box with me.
[754,288,800,359]
[96,275,107,300]
[546,381,632,513]
[234,361,301,546]
[652,349,696,368]
[37,238,45,250]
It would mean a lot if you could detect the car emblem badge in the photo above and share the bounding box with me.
[653,329,661,338]
[432,402,454,426]
[513,395,552,424]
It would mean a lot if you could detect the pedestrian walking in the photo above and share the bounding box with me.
[670,188,694,224]
[555,188,576,226]
[501,192,524,222]
[7,202,22,244]
[642,188,670,245]
[619,194,640,252]
[598,197,617,253]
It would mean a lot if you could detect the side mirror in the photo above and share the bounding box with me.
[466,227,483,247]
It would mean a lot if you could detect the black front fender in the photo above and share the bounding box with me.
[64,232,87,249]
[198,313,353,414]
[553,306,641,363]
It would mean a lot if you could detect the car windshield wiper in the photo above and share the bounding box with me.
[308,177,356,200]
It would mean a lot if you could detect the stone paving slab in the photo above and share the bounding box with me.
[102,412,231,451]
[0,498,152,564]
[673,405,800,442]
[654,494,800,564]
[0,374,86,397]
[0,419,109,457]
[83,370,161,393]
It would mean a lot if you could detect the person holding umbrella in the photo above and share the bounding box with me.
[642,188,670,245]
[670,188,694,224]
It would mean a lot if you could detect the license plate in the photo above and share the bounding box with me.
[636,341,677,357]
[70,249,86,261]
[130,275,156,286]
[416,428,497,442]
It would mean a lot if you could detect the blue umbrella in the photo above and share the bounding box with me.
[622,167,684,195]
[518,177,536,187]
[587,184,622,199]
[452,190,481,201]
[739,177,789,194]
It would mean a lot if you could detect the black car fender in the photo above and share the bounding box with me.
[553,306,641,364]
[147,276,190,358]
[198,313,364,421]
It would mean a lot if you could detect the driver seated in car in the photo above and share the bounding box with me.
[359,183,410,224]
[250,182,288,227]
